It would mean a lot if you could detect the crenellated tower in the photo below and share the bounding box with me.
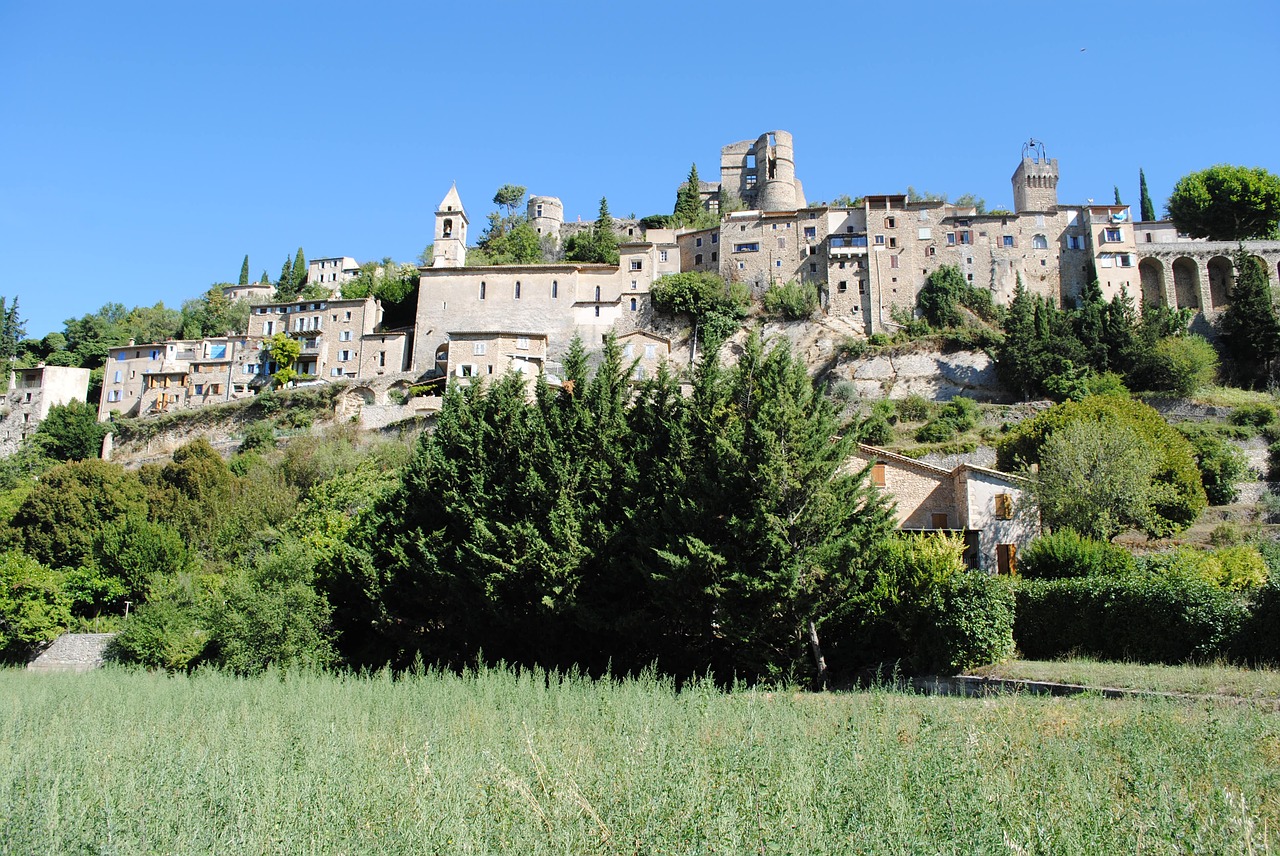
[1012,138,1059,213]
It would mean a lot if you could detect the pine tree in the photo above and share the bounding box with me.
[1139,168,1156,222]
[279,256,293,288]
[1219,249,1280,388]
[238,255,250,286]
[590,197,619,265]
[1114,185,1123,206]
[260,271,269,284]
[1,296,25,363]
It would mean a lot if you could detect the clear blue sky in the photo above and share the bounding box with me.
[2,0,1276,338]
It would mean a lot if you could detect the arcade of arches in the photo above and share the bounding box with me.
[1135,251,1280,314]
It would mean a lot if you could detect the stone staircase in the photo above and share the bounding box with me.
[26,633,116,673]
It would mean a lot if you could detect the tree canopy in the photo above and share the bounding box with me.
[1167,165,1280,241]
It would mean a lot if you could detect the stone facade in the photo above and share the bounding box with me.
[617,330,671,381]
[248,295,383,381]
[306,256,360,287]
[1,365,91,452]
[851,444,1039,573]
[98,338,252,421]
[221,282,275,303]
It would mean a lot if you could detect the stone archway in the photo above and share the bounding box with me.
[1207,256,1234,309]
[387,380,412,405]
[1172,257,1200,309]
[1138,257,1166,309]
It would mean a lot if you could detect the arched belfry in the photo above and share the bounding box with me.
[432,183,468,268]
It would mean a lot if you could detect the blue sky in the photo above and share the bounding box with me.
[2,0,1276,338]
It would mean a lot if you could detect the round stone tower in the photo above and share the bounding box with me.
[527,195,564,244]
[756,130,798,212]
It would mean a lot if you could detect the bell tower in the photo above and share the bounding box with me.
[432,183,468,268]
[1011,139,1059,213]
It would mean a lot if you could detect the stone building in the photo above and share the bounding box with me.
[221,282,275,303]
[617,330,671,381]
[247,294,396,381]
[441,331,549,382]
[1,365,91,452]
[307,257,360,288]
[98,338,254,421]
[412,186,679,373]
[852,444,1039,574]
[698,131,807,214]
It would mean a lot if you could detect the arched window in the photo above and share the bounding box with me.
[515,281,521,299]
[552,280,558,299]
[443,218,453,238]
[630,298,637,311]
[1032,234,1049,249]
[479,281,486,300]
[594,285,601,301]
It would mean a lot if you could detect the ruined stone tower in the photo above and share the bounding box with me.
[432,183,468,268]
[1012,139,1059,213]
[527,195,564,245]
[718,130,806,212]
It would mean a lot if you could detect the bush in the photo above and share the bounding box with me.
[895,395,932,423]
[1015,572,1249,663]
[914,396,978,443]
[0,552,70,662]
[240,420,276,453]
[1146,335,1219,396]
[1179,425,1248,505]
[1019,530,1136,580]
[857,413,893,446]
[909,572,1015,673]
[1230,402,1278,429]
[761,280,819,320]
[1233,576,1280,664]
[829,380,858,405]
[112,598,210,671]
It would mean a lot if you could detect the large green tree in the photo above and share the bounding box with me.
[564,197,621,265]
[1167,165,1280,240]
[1218,249,1280,388]
[1139,168,1156,222]
[32,400,106,462]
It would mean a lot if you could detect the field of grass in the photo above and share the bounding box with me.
[969,658,1280,700]
[2,666,1278,854]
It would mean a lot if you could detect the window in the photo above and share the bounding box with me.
[918,228,931,240]
[479,281,486,300]
[331,367,343,377]
[515,337,529,350]
[514,281,521,299]
[115,352,126,361]
[552,280,558,299]
[776,260,783,267]
[804,226,816,238]
[737,261,745,270]
[874,235,885,245]
[622,344,634,358]
[644,344,657,359]
[108,389,122,402]
[473,343,487,356]
[890,255,899,269]
[150,349,161,360]
[734,243,759,253]
[339,350,352,361]
[995,493,1014,520]
[245,364,258,374]
[997,544,1017,576]
[710,233,717,243]
[535,203,543,217]
[837,281,847,292]
[345,311,352,320]
[594,285,601,301]
[659,250,668,262]
[927,246,936,257]
[711,252,717,262]
[378,351,386,367]
[946,232,956,245]
[593,306,600,317]
[695,237,703,247]
[810,263,818,272]
[958,231,971,244]
[631,280,638,289]
[695,253,703,265]
[1067,235,1084,250]
[340,330,353,342]
[630,259,642,271]
[1104,227,1123,243]
[885,216,895,228]
[1032,234,1049,249]
[888,237,897,248]
[630,298,637,311]
[1002,235,1015,247]
[777,237,786,249]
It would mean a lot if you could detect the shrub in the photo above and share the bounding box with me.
[240,420,276,453]
[761,280,819,320]
[857,413,893,446]
[1015,572,1249,663]
[895,395,932,423]
[1147,335,1219,396]
[112,599,210,671]
[1179,425,1247,505]
[914,396,978,443]
[1230,402,1278,429]
[829,380,858,404]
[1019,530,1136,580]
[0,552,70,663]
[1209,521,1245,547]
[868,333,891,347]
[1233,576,1280,664]
[837,337,867,360]
[909,573,1015,673]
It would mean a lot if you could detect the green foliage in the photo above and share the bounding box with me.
[32,399,106,461]
[492,184,526,217]
[1178,424,1248,505]
[1019,530,1137,580]
[112,575,214,671]
[672,163,716,230]
[650,272,749,352]
[265,332,301,385]
[179,285,250,339]
[760,280,818,320]
[1219,250,1280,388]
[95,516,193,603]
[916,265,996,328]
[0,551,70,661]
[474,186,545,266]
[913,396,977,443]
[239,420,276,453]
[1015,572,1249,663]
[563,197,620,265]
[998,395,1206,539]
[238,255,250,286]
[1145,335,1219,396]
[895,395,931,422]
[10,459,149,568]
[340,333,894,681]
[1167,164,1280,240]
[1230,402,1278,429]
[1139,168,1156,222]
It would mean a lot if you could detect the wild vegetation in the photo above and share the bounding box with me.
[2,666,1278,855]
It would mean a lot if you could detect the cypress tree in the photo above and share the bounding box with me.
[673,163,703,227]
[260,271,269,284]
[1113,185,1123,206]
[238,255,250,286]
[292,247,307,291]
[1219,249,1280,388]
[590,197,619,265]
[1139,169,1156,222]
[279,256,293,288]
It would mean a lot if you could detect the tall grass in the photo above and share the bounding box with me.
[1,665,1277,854]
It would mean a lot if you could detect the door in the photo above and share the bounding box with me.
[997,544,1017,576]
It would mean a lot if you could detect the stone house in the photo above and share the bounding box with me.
[0,365,91,452]
[441,331,549,382]
[617,330,671,381]
[98,338,253,421]
[221,282,275,303]
[247,294,389,381]
[306,257,360,288]
[852,444,1039,574]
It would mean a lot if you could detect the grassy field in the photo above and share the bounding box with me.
[969,658,1280,700]
[2,667,1278,854]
